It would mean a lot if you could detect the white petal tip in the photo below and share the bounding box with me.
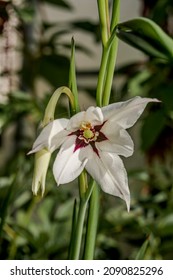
[150,98,161,103]
[126,204,130,212]
[124,197,130,212]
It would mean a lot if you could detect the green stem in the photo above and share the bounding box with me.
[68,199,78,259]
[83,0,121,261]
[96,0,110,107]
[105,0,110,38]
[83,182,100,260]
[70,199,87,260]
[79,170,87,198]
[70,171,87,259]
[69,177,95,260]
[97,0,109,46]
[83,0,110,260]
[102,39,119,106]
[96,47,109,107]
[70,0,120,261]
[110,0,120,32]
[42,86,75,126]
[103,0,120,106]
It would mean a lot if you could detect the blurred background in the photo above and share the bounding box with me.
[1,0,173,260]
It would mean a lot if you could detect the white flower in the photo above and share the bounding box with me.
[29,96,159,210]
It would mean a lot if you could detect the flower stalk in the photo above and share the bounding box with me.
[42,86,75,127]
[70,198,87,260]
[96,0,110,107]
[103,0,120,106]
[69,178,95,259]
[83,181,100,259]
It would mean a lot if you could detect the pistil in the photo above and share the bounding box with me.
[79,122,99,144]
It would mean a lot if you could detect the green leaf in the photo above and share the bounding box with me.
[135,238,149,260]
[115,17,173,61]
[69,38,79,113]
[128,69,151,96]
[157,85,173,113]
[141,109,166,151]
[157,214,173,236]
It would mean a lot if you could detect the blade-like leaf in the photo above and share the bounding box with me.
[135,238,149,260]
[115,17,173,61]
[69,38,79,113]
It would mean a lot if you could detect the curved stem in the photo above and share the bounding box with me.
[42,86,75,126]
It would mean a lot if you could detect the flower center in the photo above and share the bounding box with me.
[79,122,99,144]
[83,129,94,139]
[69,120,108,156]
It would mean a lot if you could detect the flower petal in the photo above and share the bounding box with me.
[29,119,69,154]
[101,96,159,129]
[53,136,89,185]
[32,149,51,196]
[85,151,130,211]
[96,122,134,157]
[67,106,104,131]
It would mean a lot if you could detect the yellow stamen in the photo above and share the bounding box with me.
[80,121,92,130]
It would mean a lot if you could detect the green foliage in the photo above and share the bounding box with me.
[1,0,173,260]
[116,17,173,61]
